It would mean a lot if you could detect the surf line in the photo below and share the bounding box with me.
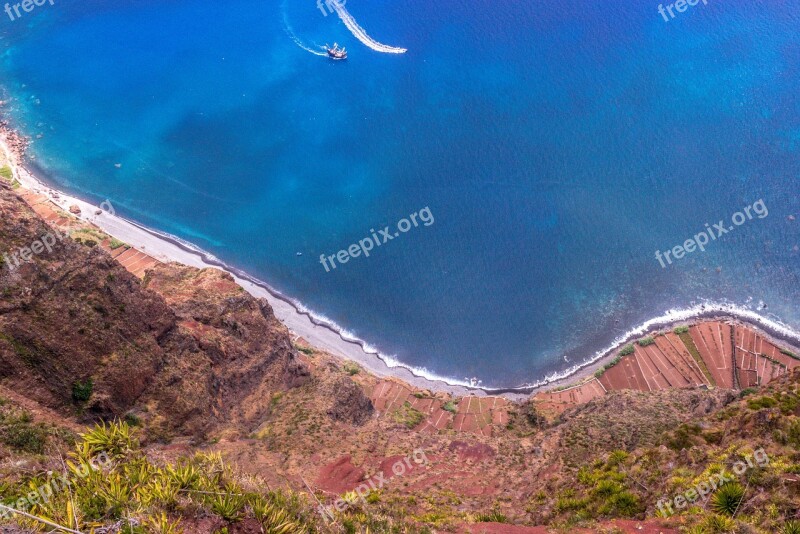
[329,1,407,54]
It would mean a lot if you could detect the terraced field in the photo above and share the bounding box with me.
[535,322,800,418]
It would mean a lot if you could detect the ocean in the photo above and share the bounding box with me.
[1,0,798,387]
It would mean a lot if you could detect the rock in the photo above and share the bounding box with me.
[69,204,81,215]
[326,376,373,425]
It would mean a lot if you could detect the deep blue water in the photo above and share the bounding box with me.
[1,0,798,387]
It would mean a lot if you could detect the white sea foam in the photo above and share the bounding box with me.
[281,297,800,392]
[330,2,407,54]
[281,1,327,57]
[509,300,800,391]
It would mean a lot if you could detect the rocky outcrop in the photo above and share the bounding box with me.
[325,376,374,425]
[0,182,307,438]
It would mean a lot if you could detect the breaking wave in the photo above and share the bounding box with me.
[330,2,407,54]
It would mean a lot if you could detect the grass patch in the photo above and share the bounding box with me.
[0,405,50,454]
[442,400,458,414]
[637,336,655,347]
[678,331,716,386]
[619,344,635,356]
[342,362,360,376]
[0,165,12,181]
[595,355,623,378]
[780,348,799,361]
[392,401,426,429]
[109,238,126,250]
[293,343,315,356]
[674,325,690,334]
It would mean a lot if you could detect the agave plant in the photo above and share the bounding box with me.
[710,482,745,516]
[80,420,136,457]
[167,464,200,490]
[137,476,179,510]
[146,511,183,534]
[209,491,246,522]
[251,497,305,534]
[784,520,800,534]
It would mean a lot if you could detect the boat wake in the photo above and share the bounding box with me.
[281,2,327,57]
[329,2,407,54]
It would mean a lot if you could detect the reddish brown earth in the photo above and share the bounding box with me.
[534,321,799,419]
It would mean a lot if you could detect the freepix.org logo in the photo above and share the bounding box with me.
[316,0,345,17]
[4,0,55,22]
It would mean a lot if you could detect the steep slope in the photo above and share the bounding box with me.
[0,181,308,439]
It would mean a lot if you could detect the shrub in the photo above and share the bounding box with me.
[443,401,458,414]
[1,423,48,454]
[109,238,126,250]
[747,396,777,410]
[342,362,360,376]
[0,165,12,181]
[475,511,507,523]
[638,337,655,347]
[392,402,426,429]
[739,387,758,398]
[292,343,315,356]
[674,326,690,334]
[710,482,745,516]
[72,378,94,402]
[619,344,635,356]
[784,520,800,534]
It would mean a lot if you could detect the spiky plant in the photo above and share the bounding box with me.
[80,420,135,457]
[167,464,200,490]
[701,513,737,533]
[784,520,800,534]
[710,482,745,516]
[209,491,246,522]
[251,497,305,534]
[146,511,183,534]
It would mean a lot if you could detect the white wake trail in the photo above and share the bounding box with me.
[330,2,407,54]
[282,2,327,56]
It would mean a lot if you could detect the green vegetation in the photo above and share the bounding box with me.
[637,337,655,347]
[72,378,94,402]
[474,511,507,523]
[292,343,315,356]
[550,452,643,521]
[667,423,702,451]
[1,421,311,533]
[595,355,622,378]
[780,348,799,360]
[619,344,635,356]
[784,520,800,534]
[109,238,126,250]
[710,482,745,516]
[674,325,690,334]
[442,400,458,414]
[678,330,716,386]
[0,406,50,455]
[0,165,13,181]
[343,361,361,376]
[392,401,426,429]
[747,395,777,410]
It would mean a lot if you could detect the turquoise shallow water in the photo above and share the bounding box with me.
[1,0,798,387]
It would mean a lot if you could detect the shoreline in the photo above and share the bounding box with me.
[2,133,800,400]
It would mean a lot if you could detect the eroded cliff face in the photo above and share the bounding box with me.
[0,182,308,438]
